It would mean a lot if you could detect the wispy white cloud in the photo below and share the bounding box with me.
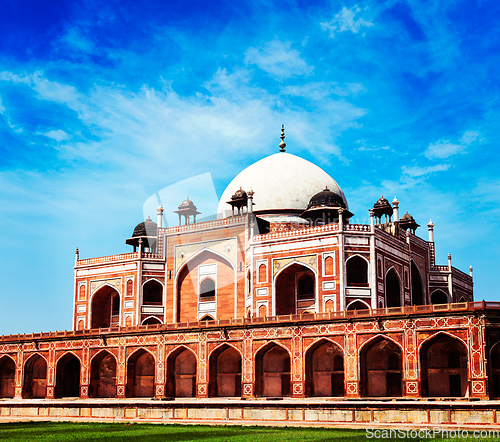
[37,129,70,142]
[460,130,480,145]
[0,94,5,113]
[244,40,313,79]
[321,6,373,38]
[0,71,82,109]
[424,130,481,159]
[402,163,450,177]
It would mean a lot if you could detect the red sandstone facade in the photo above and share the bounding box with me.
[1,145,498,405]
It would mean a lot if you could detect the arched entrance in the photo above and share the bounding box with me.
[177,251,234,322]
[386,269,401,308]
[421,334,467,397]
[0,357,15,398]
[166,347,197,397]
[275,264,315,315]
[90,351,117,398]
[305,340,344,397]
[255,343,290,397]
[490,343,500,398]
[91,285,120,328]
[431,290,448,304]
[126,349,155,398]
[411,261,424,305]
[22,354,47,399]
[208,345,241,397]
[360,338,402,397]
[55,353,80,398]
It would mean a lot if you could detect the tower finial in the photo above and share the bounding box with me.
[279,124,286,152]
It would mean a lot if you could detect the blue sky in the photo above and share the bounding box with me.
[0,0,498,334]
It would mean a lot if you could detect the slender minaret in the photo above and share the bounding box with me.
[427,220,434,242]
[157,205,164,229]
[392,197,399,222]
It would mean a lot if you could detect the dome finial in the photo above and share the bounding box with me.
[279,124,286,152]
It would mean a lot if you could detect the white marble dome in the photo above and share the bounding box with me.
[217,152,348,218]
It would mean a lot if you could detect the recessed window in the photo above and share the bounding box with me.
[200,278,215,300]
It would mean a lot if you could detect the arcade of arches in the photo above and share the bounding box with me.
[0,333,492,399]
[0,331,483,399]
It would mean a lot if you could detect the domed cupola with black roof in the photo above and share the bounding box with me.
[372,196,394,224]
[399,211,420,234]
[301,187,354,226]
[126,216,157,252]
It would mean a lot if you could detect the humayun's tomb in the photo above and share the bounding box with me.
[1,128,500,426]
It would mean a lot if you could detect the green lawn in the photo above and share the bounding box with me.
[0,422,497,441]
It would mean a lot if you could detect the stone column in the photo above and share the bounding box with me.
[344,325,360,398]
[116,345,127,398]
[403,322,420,397]
[45,345,56,399]
[468,315,489,398]
[14,349,23,399]
[291,328,305,397]
[197,337,208,398]
[155,341,166,399]
[80,344,90,398]
[242,332,254,397]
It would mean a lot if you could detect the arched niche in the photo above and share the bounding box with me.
[166,347,197,398]
[91,285,120,328]
[23,354,47,399]
[126,349,155,398]
[90,351,117,398]
[0,357,15,398]
[431,290,448,305]
[55,353,80,398]
[142,316,162,325]
[208,345,242,397]
[275,263,315,316]
[346,255,368,287]
[324,256,334,276]
[200,315,214,322]
[305,340,344,397]
[347,300,370,311]
[360,337,402,397]
[490,342,500,398]
[255,343,290,397]
[143,280,163,305]
[420,334,467,397]
[386,268,401,308]
[411,261,424,306]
